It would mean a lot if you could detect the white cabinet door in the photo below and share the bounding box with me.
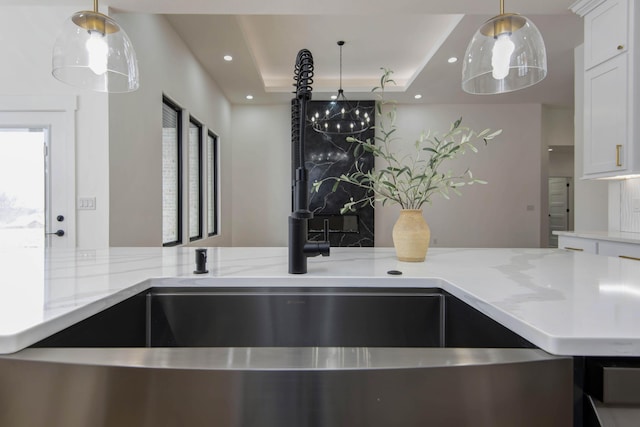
[584,53,628,176]
[557,236,598,254]
[598,241,640,260]
[584,0,628,69]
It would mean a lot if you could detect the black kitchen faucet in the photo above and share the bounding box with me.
[288,49,330,274]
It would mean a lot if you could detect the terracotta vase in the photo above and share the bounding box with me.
[392,209,431,262]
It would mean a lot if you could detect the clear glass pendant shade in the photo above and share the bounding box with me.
[462,14,547,95]
[52,11,139,93]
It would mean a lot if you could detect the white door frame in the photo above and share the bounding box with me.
[0,96,77,247]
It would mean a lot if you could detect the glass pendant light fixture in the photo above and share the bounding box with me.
[462,0,547,95]
[310,41,372,135]
[52,0,139,93]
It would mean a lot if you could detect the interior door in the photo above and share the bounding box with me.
[548,177,572,248]
[0,112,74,248]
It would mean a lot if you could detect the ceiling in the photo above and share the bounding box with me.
[3,0,583,106]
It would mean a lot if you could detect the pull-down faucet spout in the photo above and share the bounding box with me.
[288,49,330,274]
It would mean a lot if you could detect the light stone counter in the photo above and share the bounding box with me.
[2,246,640,356]
[555,230,640,245]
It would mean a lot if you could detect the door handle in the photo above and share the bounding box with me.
[46,230,65,237]
[616,144,623,167]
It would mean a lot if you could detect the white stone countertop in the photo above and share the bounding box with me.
[554,230,640,244]
[2,246,640,357]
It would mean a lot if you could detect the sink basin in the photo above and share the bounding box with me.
[33,286,533,349]
[0,284,570,427]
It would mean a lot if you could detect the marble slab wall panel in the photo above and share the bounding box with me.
[621,178,640,232]
[305,100,375,247]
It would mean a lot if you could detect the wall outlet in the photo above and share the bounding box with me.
[78,197,96,210]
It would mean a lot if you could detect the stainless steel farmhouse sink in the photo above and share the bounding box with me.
[0,285,573,427]
[32,286,536,349]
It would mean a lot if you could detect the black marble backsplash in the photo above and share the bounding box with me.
[305,100,375,247]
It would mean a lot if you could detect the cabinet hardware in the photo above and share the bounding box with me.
[564,247,584,252]
[616,144,622,167]
[619,255,640,261]
[617,45,625,50]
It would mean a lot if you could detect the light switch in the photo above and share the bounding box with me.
[78,197,96,210]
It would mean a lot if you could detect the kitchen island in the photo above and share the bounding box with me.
[1,246,639,356]
[1,246,639,426]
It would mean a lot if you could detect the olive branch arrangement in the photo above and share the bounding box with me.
[312,68,502,214]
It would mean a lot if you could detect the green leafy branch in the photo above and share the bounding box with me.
[312,68,502,214]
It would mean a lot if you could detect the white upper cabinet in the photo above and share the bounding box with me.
[584,54,627,174]
[572,0,640,179]
[583,0,628,69]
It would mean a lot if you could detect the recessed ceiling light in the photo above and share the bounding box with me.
[448,57,458,64]
[414,94,423,100]
[246,95,254,100]
[548,148,553,152]
[330,95,337,100]
[223,55,233,62]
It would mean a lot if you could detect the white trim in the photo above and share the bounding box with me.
[570,0,609,16]
[0,95,77,113]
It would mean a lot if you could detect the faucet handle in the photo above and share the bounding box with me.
[318,218,330,257]
[323,219,330,242]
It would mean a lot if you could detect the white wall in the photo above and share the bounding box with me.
[108,13,233,247]
[376,104,543,248]
[549,149,575,177]
[231,104,290,246]
[232,103,545,248]
[573,45,609,231]
[543,107,574,147]
[544,106,575,177]
[0,6,110,248]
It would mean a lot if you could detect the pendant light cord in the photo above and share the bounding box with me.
[94,0,99,12]
[338,40,345,98]
[500,0,504,15]
[339,42,343,93]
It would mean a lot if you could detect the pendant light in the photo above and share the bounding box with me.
[52,0,139,93]
[310,41,372,135]
[462,0,547,95]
